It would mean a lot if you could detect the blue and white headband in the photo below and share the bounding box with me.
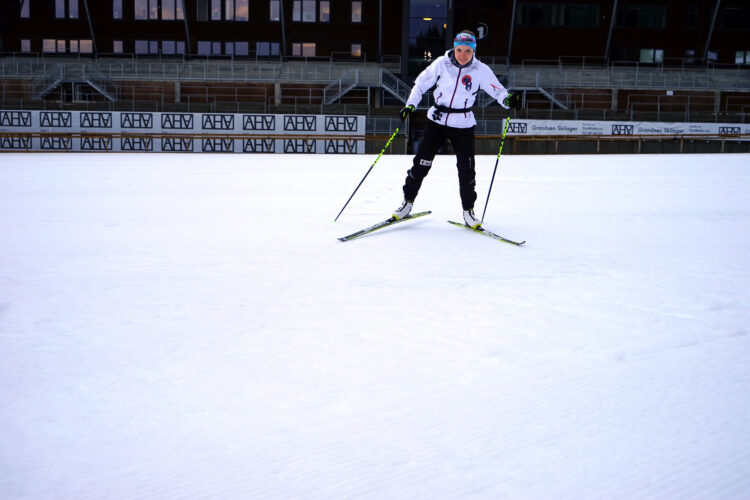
[453,32,477,51]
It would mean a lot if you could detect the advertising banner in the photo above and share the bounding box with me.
[502,119,748,138]
[0,111,366,153]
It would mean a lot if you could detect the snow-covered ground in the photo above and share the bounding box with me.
[1,152,749,499]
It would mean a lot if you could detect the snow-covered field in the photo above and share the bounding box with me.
[1,152,749,499]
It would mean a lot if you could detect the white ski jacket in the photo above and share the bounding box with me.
[405,49,510,129]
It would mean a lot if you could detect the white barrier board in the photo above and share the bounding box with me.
[503,119,748,137]
[0,111,366,153]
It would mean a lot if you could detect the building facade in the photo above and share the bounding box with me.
[3,1,749,76]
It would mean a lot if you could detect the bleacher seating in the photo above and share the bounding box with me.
[1,54,748,123]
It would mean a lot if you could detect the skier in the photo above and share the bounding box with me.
[393,30,520,228]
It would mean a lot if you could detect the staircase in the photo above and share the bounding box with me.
[83,64,121,101]
[31,65,63,99]
[380,68,411,103]
[537,83,571,110]
[323,69,359,104]
[31,63,120,101]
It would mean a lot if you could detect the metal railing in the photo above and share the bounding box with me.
[323,69,359,105]
[83,64,121,101]
[5,55,749,96]
[380,68,411,103]
[29,65,63,99]
[1,56,384,86]
[26,63,120,101]
[506,61,750,92]
[3,52,750,122]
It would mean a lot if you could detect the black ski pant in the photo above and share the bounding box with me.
[403,119,477,210]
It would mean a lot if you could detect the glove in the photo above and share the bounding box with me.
[503,93,520,109]
[399,105,415,120]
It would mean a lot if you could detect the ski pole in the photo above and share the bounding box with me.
[481,116,511,223]
[334,119,403,222]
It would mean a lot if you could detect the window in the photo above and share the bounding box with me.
[113,0,123,19]
[21,1,30,18]
[517,2,599,27]
[21,39,31,52]
[135,0,147,19]
[198,40,230,55]
[56,0,79,18]
[351,1,361,22]
[270,0,279,21]
[719,7,750,30]
[407,0,447,74]
[39,39,92,54]
[293,1,316,22]
[351,44,362,57]
[196,0,246,21]
[302,1,315,21]
[113,40,124,53]
[639,48,664,64]
[136,0,183,20]
[292,42,316,57]
[223,41,248,55]
[236,0,249,21]
[616,5,667,29]
[162,0,175,19]
[320,1,329,22]
[256,41,280,56]
[135,40,162,54]
[224,0,248,21]
[562,3,598,27]
[736,51,750,64]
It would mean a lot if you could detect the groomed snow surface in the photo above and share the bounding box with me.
[2,152,749,499]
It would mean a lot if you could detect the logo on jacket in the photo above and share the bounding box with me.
[461,75,472,91]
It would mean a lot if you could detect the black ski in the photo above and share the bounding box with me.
[339,211,432,241]
[447,220,525,246]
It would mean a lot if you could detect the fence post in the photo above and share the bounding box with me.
[657,95,660,121]
[633,63,638,88]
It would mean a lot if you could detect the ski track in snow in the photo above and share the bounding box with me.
[1,152,749,499]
